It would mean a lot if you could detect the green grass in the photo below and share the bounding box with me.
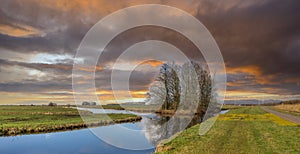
[156,106,300,153]
[123,104,160,111]
[0,105,140,136]
[226,106,266,114]
[221,105,242,110]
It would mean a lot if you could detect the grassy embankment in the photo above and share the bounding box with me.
[156,106,300,153]
[0,105,141,136]
[271,104,300,117]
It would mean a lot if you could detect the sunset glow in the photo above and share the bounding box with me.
[0,0,299,105]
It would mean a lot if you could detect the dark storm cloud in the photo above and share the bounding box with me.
[198,0,300,81]
[96,26,203,66]
[2,0,299,72]
[0,1,91,54]
[0,69,154,94]
[94,68,158,91]
[0,81,71,93]
[0,59,72,74]
[0,0,299,100]
[0,34,64,53]
[227,72,300,95]
[0,58,156,93]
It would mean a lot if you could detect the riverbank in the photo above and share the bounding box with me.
[155,106,300,153]
[0,105,141,136]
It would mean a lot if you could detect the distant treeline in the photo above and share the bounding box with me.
[278,100,300,105]
[82,101,97,106]
[261,100,300,106]
[226,100,300,106]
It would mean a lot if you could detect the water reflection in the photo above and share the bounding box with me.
[78,108,211,147]
[141,109,229,145]
[76,107,132,114]
[0,108,227,154]
[140,114,202,145]
[0,124,154,154]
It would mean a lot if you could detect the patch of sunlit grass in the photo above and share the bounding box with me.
[267,114,298,126]
[156,107,300,154]
[218,113,298,126]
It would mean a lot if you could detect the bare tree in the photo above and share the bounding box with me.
[146,81,166,106]
[165,63,181,110]
[190,61,212,119]
[180,62,200,111]
[157,63,170,110]
[48,102,57,106]
[146,63,181,110]
[147,60,213,118]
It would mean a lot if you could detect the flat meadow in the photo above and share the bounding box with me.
[156,106,300,153]
[0,105,140,136]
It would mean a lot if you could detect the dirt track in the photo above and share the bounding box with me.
[261,107,300,125]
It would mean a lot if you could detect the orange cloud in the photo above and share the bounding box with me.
[284,78,300,85]
[130,90,148,95]
[0,92,74,105]
[0,24,45,37]
[226,82,243,87]
[35,0,200,16]
[227,65,278,85]
[37,63,71,70]
[77,65,103,72]
[142,60,163,67]
[96,90,147,95]
[96,90,147,101]
[225,90,280,100]
[227,65,262,76]
[96,90,113,95]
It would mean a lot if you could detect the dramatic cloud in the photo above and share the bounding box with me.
[199,0,300,81]
[0,23,45,37]
[0,0,299,104]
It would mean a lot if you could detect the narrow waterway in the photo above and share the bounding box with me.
[0,108,228,154]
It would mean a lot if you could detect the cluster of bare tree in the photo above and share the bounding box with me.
[147,60,213,118]
[48,102,57,106]
[82,101,97,106]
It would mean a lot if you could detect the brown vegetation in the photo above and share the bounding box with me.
[273,104,300,113]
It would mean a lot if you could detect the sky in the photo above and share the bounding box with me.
[0,0,299,105]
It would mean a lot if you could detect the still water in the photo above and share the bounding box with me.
[0,122,154,154]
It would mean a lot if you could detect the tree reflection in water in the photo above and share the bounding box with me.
[140,114,201,145]
[140,104,221,146]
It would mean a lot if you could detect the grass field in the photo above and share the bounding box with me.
[0,105,140,136]
[221,105,242,110]
[271,104,300,117]
[156,107,300,153]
